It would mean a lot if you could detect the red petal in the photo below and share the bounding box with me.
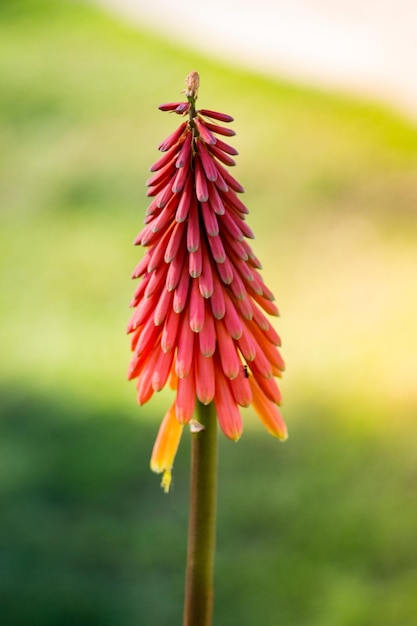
[197,140,218,182]
[215,161,244,193]
[175,175,193,223]
[165,221,186,264]
[187,195,200,252]
[155,179,175,209]
[207,181,225,215]
[237,324,257,361]
[129,274,149,309]
[154,288,174,327]
[172,160,189,193]
[222,189,249,215]
[189,278,205,332]
[227,265,246,301]
[198,244,214,298]
[210,268,226,319]
[136,350,158,405]
[201,201,219,236]
[128,293,155,330]
[147,228,172,274]
[146,158,176,187]
[194,117,217,144]
[145,266,168,299]
[166,242,186,291]
[208,143,236,167]
[231,293,253,320]
[213,367,242,440]
[194,156,209,202]
[173,267,190,313]
[204,121,236,137]
[223,291,243,339]
[150,143,180,172]
[176,310,194,378]
[216,257,234,285]
[207,234,226,263]
[189,247,203,278]
[176,371,196,424]
[219,210,244,241]
[195,351,215,405]
[198,109,234,123]
[159,102,186,111]
[214,137,238,156]
[158,121,187,152]
[131,252,151,279]
[175,132,193,168]
[199,305,216,356]
[229,369,252,407]
[215,318,241,380]
[161,308,181,353]
[132,315,162,358]
[152,347,175,391]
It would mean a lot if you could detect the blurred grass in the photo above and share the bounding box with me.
[1,0,417,624]
[2,391,417,626]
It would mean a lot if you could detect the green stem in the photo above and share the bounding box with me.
[183,401,218,626]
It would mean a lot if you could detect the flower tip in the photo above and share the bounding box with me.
[184,70,200,99]
[276,425,288,441]
[268,415,288,441]
[126,367,136,381]
[161,470,172,493]
[150,460,173,493]
[229,429,242,442]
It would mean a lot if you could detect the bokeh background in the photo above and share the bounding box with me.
[1,1,417,624]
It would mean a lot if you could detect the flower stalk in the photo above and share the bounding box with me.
[183,401,217,626]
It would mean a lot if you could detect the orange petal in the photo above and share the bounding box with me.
[150,402,183,493]
[249,376,288,440]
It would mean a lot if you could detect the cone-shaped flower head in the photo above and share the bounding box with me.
[128,72,287,491]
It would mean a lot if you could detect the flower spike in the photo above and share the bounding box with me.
[128,72,287,491]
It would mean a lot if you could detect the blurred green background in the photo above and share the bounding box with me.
[1,1,417,624]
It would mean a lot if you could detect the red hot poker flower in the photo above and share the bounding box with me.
[128,71,287,492]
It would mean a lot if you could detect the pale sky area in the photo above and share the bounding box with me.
[94,0,417,123]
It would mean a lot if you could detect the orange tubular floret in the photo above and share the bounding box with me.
[249,376,287,440]
[150,402,183,493]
